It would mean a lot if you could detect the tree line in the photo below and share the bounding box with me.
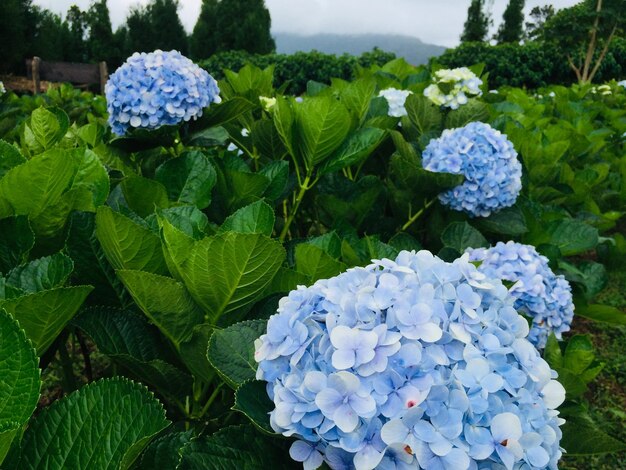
[0,0,275,73]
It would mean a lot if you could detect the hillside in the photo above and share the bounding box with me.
[274,33,448,65]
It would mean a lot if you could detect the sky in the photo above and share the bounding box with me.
[34,0,581,48]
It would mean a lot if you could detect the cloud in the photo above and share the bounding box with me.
[34,0,580,48]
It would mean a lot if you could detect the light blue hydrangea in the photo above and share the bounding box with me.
[422,122,522,217]
[617,80,626,88]
[467,241,575,349]
[423,67,483,109]
[256,250,565,470]
[105,49,220,135]
[378,88,413,118]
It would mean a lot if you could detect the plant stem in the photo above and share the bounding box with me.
[59,340,78,393]
[401,198,436,232]
[279,173,312,242]
[75,330,93,382]
[198,383,224,418]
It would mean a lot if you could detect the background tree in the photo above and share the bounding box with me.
[496,0,525,44]
[460,0,492,43]
[525,5,555,39]
[541,0,626,82]
[65,5,87,62]
[215,0,275,54]
[0,0,32,73]
[190,0,219,59]
[86,0,119,64]
[146,0,188,54]
[30,9,69,61]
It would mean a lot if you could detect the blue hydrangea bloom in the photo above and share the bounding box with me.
[467,241,575,349]
[256,250,565,470]
[422,122,522,217]
[105,49,220,135]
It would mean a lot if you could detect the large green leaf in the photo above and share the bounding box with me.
[207,319,266,389]
[404,93,442,134]
[73,307,192,400]
[526,219,598,257]
[146,206,208,240]
[117,270,204,347]
[0,216,34,275]
[6,252,73,294]
[179,323,214,383]
[561,416,626,455]
[178,232,285,321]
[0,141,25,180]
[178,424,295,470]
[0,149,76,219]
[232,380,273,433]
[69,148,110,207]
[0,286,93,354]
[574,303,626,325]
[191,97,256,129]
[0,310,41,465]
[218,200,275,236]
[155,151,216,209]
[319,127,386,175]
[441,222,489,252]
[294,96,351,168]
[295,243,347,282]
[28,107,69,151]
[445,99,489,128]
[96,206,168,275]
[6,378,169,470]
[121,175,169,218]
[258,160,289,201]
[137,430,193,470]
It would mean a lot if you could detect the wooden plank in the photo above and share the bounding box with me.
[99,61,108,94]
[26,59,100,84]
[32,57,41,94]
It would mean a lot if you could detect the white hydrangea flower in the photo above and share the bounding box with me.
[424,67,483,109]
[378,88,413,117]
[259,96,276,111]
[0,81,6,95]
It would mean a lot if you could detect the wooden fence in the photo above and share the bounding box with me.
[24,57,108,94]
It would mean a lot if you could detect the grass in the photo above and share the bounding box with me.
[562,271,626,469]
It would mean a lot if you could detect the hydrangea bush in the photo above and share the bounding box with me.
[424,67,483,109]
[467,242,575,349]
[256,250,565,470]
[422,122,522,217]
[378,88,413,117]
[105,49,221,135]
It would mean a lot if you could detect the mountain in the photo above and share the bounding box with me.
[274,33,448,65]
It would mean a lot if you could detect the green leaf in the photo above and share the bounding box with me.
[155,151,216,209]
[575,303,626,325]
[96,206,168,275]
[476,206,528,236]
[0,286,93,354]
[0,216,34,275]
[543,333,563,368]
[0,149,76,219]
[307,232,342,259]
[6,253,73,294]
[186,126,229,147]
[252,120,287,161]
[137,430,193,470]
[258,160,289,201]
[29,107,69,150]
[147,206,208,240]
[177,232,285,322]
[207,319,266,389]
[295,96,351,168]
[117,270,204,347]
[6,378,169,470]
[319,127,386,175]
[340,78,376,124]
[121,175,169,218]
[561,417,626,455]
[76,122,104,148]
[0,141,25,180]
[445,99,489,128]
[441,222,488,252]
[179,323,214,383]
[178,424,295,470]
[232,380,273,433]
[0,310,41,465]
[404,93,442,134]
[563,334,595,375]
[218,200,275,236]
[527,219,598,257]
[272,96,296,158]
[295,243,347,282]
[263,267,310,296]
[192,97,256,129]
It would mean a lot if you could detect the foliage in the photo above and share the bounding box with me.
[460,0,491,43]
[212,0,275,55]
[190,0,219,59]
[496,0,526,44]
[0,55,626,468]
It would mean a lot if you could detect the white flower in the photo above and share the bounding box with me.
[424,67,482,109]
[259,96,276,111]
[378,88,413,117]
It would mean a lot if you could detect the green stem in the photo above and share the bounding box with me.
[197,383,224,418]
[401,198,436,232]
[279,173,312,242]
[59,340,78,393]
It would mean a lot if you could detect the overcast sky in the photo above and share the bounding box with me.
[34,0,580,47]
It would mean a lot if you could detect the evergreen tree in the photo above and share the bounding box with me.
[30,9,69,61]
[147,0,188,54]
[65,5,87,62]
[190,0,219,59]
[0,0,32,72]
[460,0,491,43]
[215,0,275,54]
[124,4,153,54]
[86,0,118,63]
[496,0,526,44]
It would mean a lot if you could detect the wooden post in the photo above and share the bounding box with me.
[32,56,41,94]
[99,61,108,94]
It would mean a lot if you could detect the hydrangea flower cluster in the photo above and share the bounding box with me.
[0,81,5,96]
[467,242,575,349]
[618,80,626,88]
[422,122,522,217]
[256,250,565,470]
[378,88,413,117]
[105,50,220,135]
[424,67,483,109]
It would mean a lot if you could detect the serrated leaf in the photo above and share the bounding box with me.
[476,206,528,236]
[404,93,442,134]
[0,286,93,354]
[207,320,266,389]
[527,219,598,257]
[155,151,216,209]
[137,430,192,470]
[0,216,34,275]
[96,206,168,275]
[29,107,68,150]
[0,141,25,179]
[178,424,295,470]
[233,380,273,433]
[179,323,213,383]
[319,127,386,175]
[543,333,563,368]
[441,222,488,252]
[192,97,256,129]
[0,310,41,465]
[147,206,208,240]
[6,253,73,293]
[445,99,489,128]
[575,303,626,325]
[252,120,287,162]
[117,270,204,347]
[177,232,285,322]
[121,175,169,218]
[563,334,595,375]
[218,200,275,236]
[295,244,346,282]
[560,417,626,455]
[5,378,169,470]
[258,160,289,201]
